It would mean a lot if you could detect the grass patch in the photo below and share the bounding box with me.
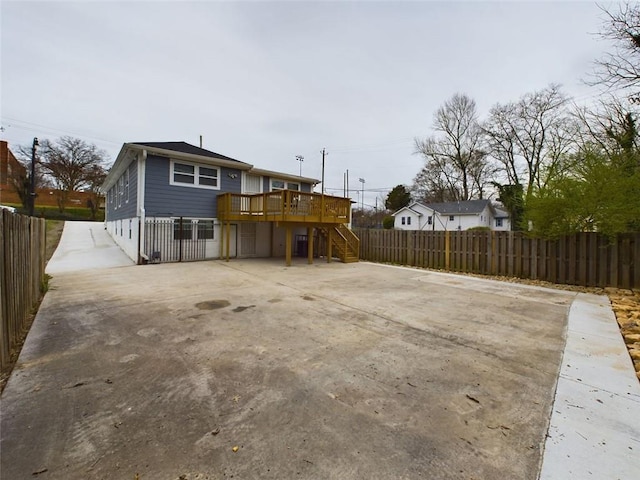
[7,204,104,221]
[45,220,65,262]
[36,205,104,222]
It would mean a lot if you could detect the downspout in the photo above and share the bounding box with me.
[137,149,147,264]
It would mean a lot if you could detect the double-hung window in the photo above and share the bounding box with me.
[173,219,193,240]
[271,179,300,191]
[197,220,214,239]
[171,160,220,189]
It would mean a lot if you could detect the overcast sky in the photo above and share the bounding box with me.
[0,0,618,208]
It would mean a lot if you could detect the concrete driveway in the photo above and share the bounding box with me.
[1,223,638,479]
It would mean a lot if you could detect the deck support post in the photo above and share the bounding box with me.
[225,221,231,262]
[327,225,333,263]
[307,227,314,264]
[285,225,292,266]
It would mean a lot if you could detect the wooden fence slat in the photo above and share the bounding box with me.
[587,233,597,287]
[620,235,631,290]
[610,237,619,288]
[0,211,46,371]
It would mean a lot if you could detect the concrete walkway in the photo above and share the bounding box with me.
[539,292,640,479]
[46,221,134,274]
[1,222,638,479]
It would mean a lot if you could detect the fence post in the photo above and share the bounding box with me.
[407,231,414,266]
[445,230,450,271]
[178,217,183,262]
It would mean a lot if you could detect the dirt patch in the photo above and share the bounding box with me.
[195,300,230,310]
[45,220,65,264]
[232,305,255,313]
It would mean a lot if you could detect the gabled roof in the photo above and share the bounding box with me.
[428,199,492,215]
[391,202,426,217]
[132,142,247,165]
[494,207,509,218]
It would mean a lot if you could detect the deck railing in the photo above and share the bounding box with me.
[218,190,351,224]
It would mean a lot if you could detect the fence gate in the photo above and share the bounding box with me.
[144,218,208,263]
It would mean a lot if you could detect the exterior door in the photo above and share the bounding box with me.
[218,223,237,258]
[240,223,257,256]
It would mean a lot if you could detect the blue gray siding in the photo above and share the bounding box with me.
[106,161,138,221]
[144,154,242,217]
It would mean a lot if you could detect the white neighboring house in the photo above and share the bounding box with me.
[393,200,511,231]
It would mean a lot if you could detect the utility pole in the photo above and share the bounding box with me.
[346,169,349,198]
[375,196,378,228]
[321,148,327,194]
[30,137,39,217]
[296,155,304,176]
[359,177,365,213]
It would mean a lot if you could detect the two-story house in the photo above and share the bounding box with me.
[393,200,511,231]
[101,142,359,265]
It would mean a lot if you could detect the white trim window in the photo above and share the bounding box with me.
[170,160,220,190]
[125,169,130,203]
[118,176,124,207]
[172,218,215,240]
[271,179,300,191]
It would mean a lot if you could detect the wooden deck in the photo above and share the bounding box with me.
[217,190,351,224]
[217,190,359,265]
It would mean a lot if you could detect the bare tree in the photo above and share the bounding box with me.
[413,93,491,202]
[591,2,640,95]
[574,96,639,158]
[83,164,108,219]
[12,145,52,210]
[482,84,576,199]
[38,136,109,212]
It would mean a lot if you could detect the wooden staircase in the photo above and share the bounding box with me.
[319,224,360,263]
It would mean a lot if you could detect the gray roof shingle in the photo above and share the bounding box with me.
[428,199,491,215]
[133,141,248,165]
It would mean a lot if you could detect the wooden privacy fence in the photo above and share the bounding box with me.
[354,229,640,289]
[0,211,47,370]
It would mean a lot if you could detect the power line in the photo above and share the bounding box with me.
[0,116,122,147]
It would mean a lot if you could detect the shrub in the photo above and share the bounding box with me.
[467,226,491,231]
[382,216,395,229]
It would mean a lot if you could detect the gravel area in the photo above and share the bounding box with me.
[607,288,640,381]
